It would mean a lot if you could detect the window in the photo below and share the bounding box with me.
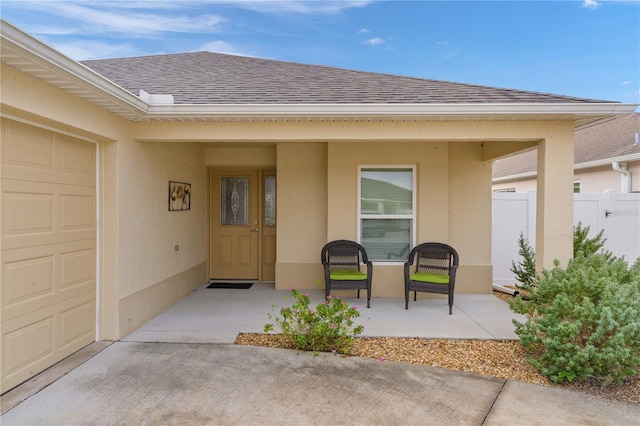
[359,167,415,261]
[573,180,581,193]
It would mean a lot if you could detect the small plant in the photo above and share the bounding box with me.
[264,286,364,354]
[573,221,612,260]
[510,232,537,291]
[510,254,640,385]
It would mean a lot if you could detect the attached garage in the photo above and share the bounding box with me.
[1,118,96,392]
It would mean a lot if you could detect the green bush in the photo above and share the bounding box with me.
[573,221,612,260]
[264,287,364,354]
[511,223,612,291]
[510,232,537,291]
[510,254,640,384]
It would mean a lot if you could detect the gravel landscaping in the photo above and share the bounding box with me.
[235,290,639,405]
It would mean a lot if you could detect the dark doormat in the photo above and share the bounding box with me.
[207,282,253,289]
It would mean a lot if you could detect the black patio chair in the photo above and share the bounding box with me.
[404,242,459,314]
[321,240,372,308]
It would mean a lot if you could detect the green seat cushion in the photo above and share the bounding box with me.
[330,270,367,280]
[410,272,450,284]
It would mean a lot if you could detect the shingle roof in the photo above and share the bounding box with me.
[81,51,615,105]
[493,113,640,178]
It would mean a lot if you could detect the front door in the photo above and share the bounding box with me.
[210,170,260,279]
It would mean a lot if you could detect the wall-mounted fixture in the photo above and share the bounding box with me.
[169,181,191,211]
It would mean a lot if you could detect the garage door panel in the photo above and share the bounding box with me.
[2,191,55,238]
[1,315,55,390]
[1,240,95,319]
[1,179,95,250]
[60,248,95,290]
[57,134,96,182]
[1,119,54,176]
[1,119,95,186]
[2,254,55,308]
[59,300,94,350]
[60,193,95,232]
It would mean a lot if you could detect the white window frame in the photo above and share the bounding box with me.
[357,165,417,264]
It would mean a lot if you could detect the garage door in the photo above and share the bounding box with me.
[1,118,96,393]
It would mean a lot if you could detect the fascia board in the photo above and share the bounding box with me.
[146,103,639,120]
[574,153,640,170]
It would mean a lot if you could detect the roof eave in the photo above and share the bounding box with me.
[145,103,638,122]
[493,152,640,183]
[1,19,148,120]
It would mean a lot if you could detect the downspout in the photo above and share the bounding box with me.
[612,162,631,193]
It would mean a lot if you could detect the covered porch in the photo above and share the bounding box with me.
[122,282,524,343]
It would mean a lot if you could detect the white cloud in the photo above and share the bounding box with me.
[441,50,460,61]
[437,41,449,45]
[358,28,371,34]
[199,41,252,56]
[7,1,225,36]
[51,40,141,61]
[224,0,375,14]
[582,0,601,10]
[363,37,384,46]
[621,81,635,85]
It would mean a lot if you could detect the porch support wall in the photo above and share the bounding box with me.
[536,126,575,270]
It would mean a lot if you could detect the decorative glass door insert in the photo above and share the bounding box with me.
[221,177,249,225]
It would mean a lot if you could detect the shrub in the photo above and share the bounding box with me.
[511,222,612,291]
[510,232,537,291]
[510,254,640,385]
[573,221,612,260]
[264,288,364,354]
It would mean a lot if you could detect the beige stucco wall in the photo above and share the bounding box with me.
[275,143,328,289]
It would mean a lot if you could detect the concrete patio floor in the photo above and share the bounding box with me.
[123,282,524,344]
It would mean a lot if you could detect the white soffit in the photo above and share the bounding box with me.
[1,19,638,125]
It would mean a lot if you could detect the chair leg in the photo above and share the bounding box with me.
[405,286,409,309]
[414,291,417,302]
[366,294,370,308]
[357,289,360,299]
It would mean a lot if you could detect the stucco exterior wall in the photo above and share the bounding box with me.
[275,143,328,289]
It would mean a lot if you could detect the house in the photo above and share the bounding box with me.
[493,113,640,193]
[1,19,637,392]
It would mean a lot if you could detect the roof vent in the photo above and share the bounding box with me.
[139,89,174,105]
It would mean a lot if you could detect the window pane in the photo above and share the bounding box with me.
[221,177,249,225]
[361,219,412,261]
[361,169,412,215]
[264,176,276,226]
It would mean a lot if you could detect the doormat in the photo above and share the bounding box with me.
[207,282,253,289]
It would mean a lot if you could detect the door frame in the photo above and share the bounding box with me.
[208,168,276,281]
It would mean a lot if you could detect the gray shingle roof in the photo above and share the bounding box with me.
[493,113,640,178]
[81,51,615,105]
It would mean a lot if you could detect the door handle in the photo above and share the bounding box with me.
[250,228,259,232]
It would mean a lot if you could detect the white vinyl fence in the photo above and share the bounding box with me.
[492,190,640,285]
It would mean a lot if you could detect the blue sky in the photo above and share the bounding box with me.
[2,0,639,106]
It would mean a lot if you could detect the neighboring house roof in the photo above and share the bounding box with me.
[493,113,640,180]
[1,18,637,123]
[82,51,609,106]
